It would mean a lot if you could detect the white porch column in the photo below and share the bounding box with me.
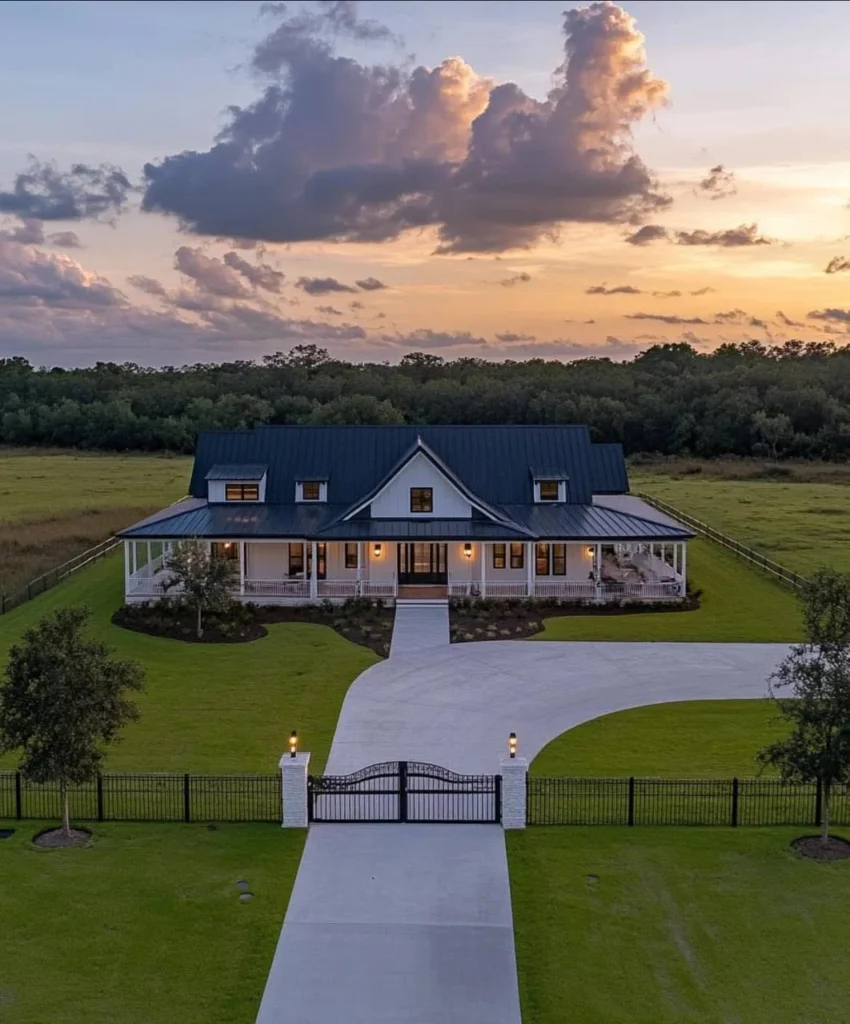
[680,543,687,597]
[310,542,318,600]
[146,541,152,576]
[124,541,131,596]
[673,543,678,576]
[280,751,310,828]
[526,542,534,597]
[500,753,528,830]
[131,541,137,577]
[238,541,245,596]
[481,542,487,598]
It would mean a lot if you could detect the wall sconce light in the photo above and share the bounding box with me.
[586,546,594,557]
[463,542,473,558]
[374,543,382,557]
[508,732,517,759]
[289,730,298,758]
[223,541,232,549]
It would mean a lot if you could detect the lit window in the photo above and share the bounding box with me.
[225,483,259,501]
[552,543,566,576]
[492,543,506,569]
[535,542,550,576]
[538,480,559,502]
[510,543,525,570]
[344,543,358,569]
[410,487,433,513]
[211,541,238,561]
[301,481,321,501]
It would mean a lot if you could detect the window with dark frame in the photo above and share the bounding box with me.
[492,543,506,569]
[301,481,321,501]
[535,542,550,576]
[288,543,304,576]
[225,483,259,501]
[510,543,525,570]
[307,542,327,580]
[344,543,358,569]
[552,543,566,576]
[538,480,559,501]
[410,487,433,513]
[211,541,238,561]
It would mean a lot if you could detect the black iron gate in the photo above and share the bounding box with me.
[308,761,501,823]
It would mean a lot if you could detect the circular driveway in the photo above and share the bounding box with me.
[325,640,790,774]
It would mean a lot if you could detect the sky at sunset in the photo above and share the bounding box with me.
[0,0,848,367]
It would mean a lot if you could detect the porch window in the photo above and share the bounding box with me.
[410,487,433,513]
[288,543,304,576]
[307,542,327,580]
[535,542,566,575]
[492,543,506,569]
[301,481,321,501]
[225,483,259,501]
[535,543,550,576]
[344,543,358,569]
[211,541,238,561]
[510,543,525,570]
[538,480,559,502]
[552,543,566,576]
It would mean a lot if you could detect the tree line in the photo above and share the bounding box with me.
[3,339,850,458]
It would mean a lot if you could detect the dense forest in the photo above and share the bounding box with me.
[2,340,850,458]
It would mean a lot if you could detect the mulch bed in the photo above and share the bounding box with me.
[791,835,850,861]
[113,600,393,657]
[449,595,700,643]
[33,827,92,849]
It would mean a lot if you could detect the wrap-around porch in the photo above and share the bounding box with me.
[124,538,687,603]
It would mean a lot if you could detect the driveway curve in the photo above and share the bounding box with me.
[326,640,790,775]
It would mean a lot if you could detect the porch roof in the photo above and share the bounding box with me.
[501,503,694,541]
[316,518,531,541]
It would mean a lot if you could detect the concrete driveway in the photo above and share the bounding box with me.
[327,640,789,774]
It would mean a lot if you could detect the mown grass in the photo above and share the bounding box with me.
[531,700,785,778]
[0,820,302,1024]
[0,449,190,594]
[0,555,376,775]
[508,827,850,1024]
[633,463,850,576]
[536,538,803,642]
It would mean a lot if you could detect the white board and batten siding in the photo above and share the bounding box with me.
[368,452,473,519]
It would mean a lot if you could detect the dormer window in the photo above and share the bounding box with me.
[296,480,327,502]
[538,480,559,501]
[225,483,259,501]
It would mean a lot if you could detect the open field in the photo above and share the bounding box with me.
[536,538,803,642]
[0,449,191,595]
[0,820,301,1024]
[0,555,376,775]
[531,699,784,778]
[508,827,850,1024]
[633,461,850,577]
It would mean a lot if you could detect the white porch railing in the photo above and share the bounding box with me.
[447,578,683,601]
[317,579,358,599]
[360,579,397,598]
[243,579,310,598]
[533,580,598,600]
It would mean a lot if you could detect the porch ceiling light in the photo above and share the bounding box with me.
[374,543,382,557]
[464,542,473,558]
[509,732,517,759]
[289,730,298,758]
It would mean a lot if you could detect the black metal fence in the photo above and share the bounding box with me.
[0,771,280,823]
[527,776,848,827]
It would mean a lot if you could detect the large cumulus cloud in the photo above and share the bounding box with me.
[142,1,669,253]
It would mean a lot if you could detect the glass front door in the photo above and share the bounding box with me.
[397,543,448,584]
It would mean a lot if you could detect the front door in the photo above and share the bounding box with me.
[397,543,448,585]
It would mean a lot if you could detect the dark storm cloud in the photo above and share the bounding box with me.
[586,283,642,295]
[696,164,736,200]
[142,2,669,253]
[355,277,387,291]
[825,256,850,274]
[0,160,132,221]
[296,276,357,295]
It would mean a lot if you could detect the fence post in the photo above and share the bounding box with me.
[97,773,104,822]
[499,754,528,830]
[280,752,310,827]
[815,777,823,828]
[731,777,739,827]
[15,771,22,820]
[398,760,408,823]
[627,776,635,826]
[183,773,191,823]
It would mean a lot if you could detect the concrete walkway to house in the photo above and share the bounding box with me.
[257,640,789,1023]
[389,600,450,658]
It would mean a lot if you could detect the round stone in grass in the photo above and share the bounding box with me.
[236,879,250,890]
[239,893,254,902]
[792,835,850,861]
[33,827,92,849]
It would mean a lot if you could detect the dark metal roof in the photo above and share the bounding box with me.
[317,518,531,541]
[188,425,623,507]
[205,464,268,481]
[119,503,342,539]
[499,504,694,540]
[529,468,571,480]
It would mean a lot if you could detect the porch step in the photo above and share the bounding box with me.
[395,598,449,607]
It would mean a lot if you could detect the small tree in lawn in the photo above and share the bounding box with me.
[0,606,144,838]
[163,538,237,639]
[758,568,850,846]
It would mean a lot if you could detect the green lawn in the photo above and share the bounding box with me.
[531,699,785,777]
[508,827,850,1024]
[633,467,850,577]
[0,820,302,1024]
[0,555,377,774]
[535,538,803,642]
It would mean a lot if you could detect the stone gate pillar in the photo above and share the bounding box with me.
[280,751,311,828]
[499,754,528,830]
